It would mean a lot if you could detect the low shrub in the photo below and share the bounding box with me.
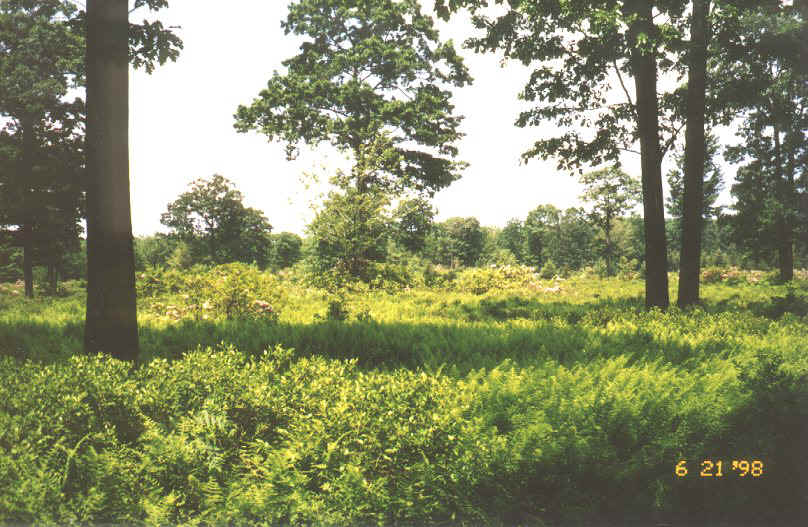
[140,263,284,322]
[700,266,770,285]
[454,265,541,295]
[539,259,558,279]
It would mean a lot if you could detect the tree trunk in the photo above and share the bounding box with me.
[678,0,710,307]
[48,262,58,294]
[21,114,35,298]
[626,1,669,309]
[772,127,793,282]
[604,214,614,276]
[84,0,139,361]
[22,223,33,298]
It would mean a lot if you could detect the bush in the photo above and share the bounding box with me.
[539,259,558,279]
[138,263,284,322]
[455,265,542,295]
[423,264,456,289]
[700,266,769,285]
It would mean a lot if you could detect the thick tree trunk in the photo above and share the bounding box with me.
[626,1,669,309]
[678,0,710,307]
[21,114,35,298]
[84,0,139,361]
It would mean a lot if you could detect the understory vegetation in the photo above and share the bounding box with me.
[1,263,807,526]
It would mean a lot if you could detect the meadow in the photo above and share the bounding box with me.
[0,264,806,526]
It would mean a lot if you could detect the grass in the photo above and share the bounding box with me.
[0,268,806,525]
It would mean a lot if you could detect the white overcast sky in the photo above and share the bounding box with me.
[125,0,734,237]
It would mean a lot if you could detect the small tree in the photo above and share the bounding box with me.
[555,207,597,272]
[580,166,641,276]
[392,197,435,253]
[306,187,390,282]
[160,175,273,267]
[498,218,526,263]
[443,217,484,267]
[271,232,303,269]
[134,234,177,270]
[666,134,724,267]
[524,205,561,269]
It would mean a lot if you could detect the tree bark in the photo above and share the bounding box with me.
[626,1,669,309]
[47,262,58,294]
[604,214,614,276]
[678,0,710,307]
[775,128,795,282]
[21,114,35,298]
[84,0,139,361]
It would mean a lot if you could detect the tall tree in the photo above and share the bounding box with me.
[677,0,710,306]
[83,0,182,361]
[717,4,808,281]
[84,0,137,359]
[234,0,471,195]
[434,0,685,308]
[579,166,641,276]
[0,0,83,297]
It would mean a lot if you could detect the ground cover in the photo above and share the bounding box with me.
[0,266,806,525]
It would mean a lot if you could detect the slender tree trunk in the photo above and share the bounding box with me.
[772,127,793,282]
[48,262,58,294]
[604,215,614,276]
[678,0,710,307]
[21,223,33,297]
[780,131,796,281]
[20,114,35,298]
[626,1,669,309]
[84,0,139,361]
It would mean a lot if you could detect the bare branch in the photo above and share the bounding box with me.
[613,58,635,111]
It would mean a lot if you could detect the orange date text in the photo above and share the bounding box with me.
[675,459,764,478]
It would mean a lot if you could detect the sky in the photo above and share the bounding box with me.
[125,0,735,238]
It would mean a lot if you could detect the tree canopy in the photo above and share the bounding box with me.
[161,175,274,267]
[580,165,641,275]
[234,0,471,195]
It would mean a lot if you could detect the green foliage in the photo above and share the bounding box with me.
[700,266,769,285]
[425,217,484,267]
[138,263,284,323]
[481,247,519,267]
[580,166,642,276]
[666,133,724,221]
[234,0,471,195]
[454,265,541,295]
[160,175,273,267]
[270,232,303,269]
[539,259,558,279]
[524,204,560,269]
[392,197,435,253]
[3,266,808,525]
[497,218,526,263]
[0,244,22,282]
[306,186,390,282]
[134,234,177,271]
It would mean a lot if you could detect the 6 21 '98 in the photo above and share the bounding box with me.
[675,460,764,478]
